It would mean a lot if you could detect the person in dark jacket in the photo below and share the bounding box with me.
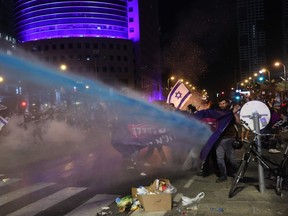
[215,97,241,183]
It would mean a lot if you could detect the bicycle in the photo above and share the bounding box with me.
[229,121,288,198]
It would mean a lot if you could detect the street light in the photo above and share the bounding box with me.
[167,76,175,90]
[275,62,286,97]
[60,64,67,71]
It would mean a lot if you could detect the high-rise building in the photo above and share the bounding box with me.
[13,0,162,101]
[237,0,287,82]
[282,0,288,62]
[237,0,266,80]
[0,0,16,51]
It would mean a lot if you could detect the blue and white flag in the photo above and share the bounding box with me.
[166,80,192,110]
[0,116,8,131]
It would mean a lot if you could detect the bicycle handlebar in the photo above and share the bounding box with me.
[240,119,275,137]
[241,114,268,118]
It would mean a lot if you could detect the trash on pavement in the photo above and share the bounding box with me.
[210,207,224,213]
[96,206,113,215]
[131,178,177,211]
[176,192,205,213]
[115,195,133,213]
[181,192,205,206]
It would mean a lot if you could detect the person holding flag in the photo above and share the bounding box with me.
[212,97,241,182]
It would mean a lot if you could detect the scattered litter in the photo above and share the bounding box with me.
[2,178,10,183]
[126,166,135,170]
[96,206,113,216]
[181,192,205,206]
[140,172,147,176]
[210,207,224,213]
[177,192,205,214]
[131,178,176,211]
[115,195,133,213]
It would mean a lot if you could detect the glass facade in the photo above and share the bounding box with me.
[14,0,130,42]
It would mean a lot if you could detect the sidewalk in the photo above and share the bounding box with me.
[172,138,288,215]
[181,166,288,215]
[109,138,288,216]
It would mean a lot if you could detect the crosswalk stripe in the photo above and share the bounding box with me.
[0,178,21,188]
[0,182,55,206]
[64,194,118,216]
[7,187,86,216]
[183,178,194,188]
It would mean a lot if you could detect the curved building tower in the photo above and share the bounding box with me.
[14,0,162,101]
[14,0,139,42]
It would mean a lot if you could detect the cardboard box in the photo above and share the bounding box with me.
[131,187,172,211]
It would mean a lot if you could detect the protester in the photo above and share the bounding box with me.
[261,101,283,153]
[214,97,241,183]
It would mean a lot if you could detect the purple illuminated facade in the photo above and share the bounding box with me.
[14,0,140,42]
[15,0,162,101]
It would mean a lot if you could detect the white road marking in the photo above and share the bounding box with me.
[0,178,21,188]
[0,182,55,206]
[7,187,86,216]
[65,194,118,216]
[184,178,194,188]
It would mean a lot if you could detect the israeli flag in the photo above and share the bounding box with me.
[0,116,8,129]
[166,80,192,110]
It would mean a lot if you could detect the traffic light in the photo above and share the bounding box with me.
[20,101,27,108]
[235,93,241,101]
[258,76,264,82]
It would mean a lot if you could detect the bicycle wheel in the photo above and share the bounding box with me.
[229,153,251,198]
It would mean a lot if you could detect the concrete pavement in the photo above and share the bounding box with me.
[109,134,288,216]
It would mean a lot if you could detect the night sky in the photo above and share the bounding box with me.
[158,0,238,94]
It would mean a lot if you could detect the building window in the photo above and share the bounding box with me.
[129,7,133,12]
[85,43,90,49]
[93,43,98,49]
[239,7,247,20]
[109,43,114,49]
[239,35,248,46]
[44,45,49,50]
[123,45,127,50]
[68,43,73,49]
[60,44,65,49]
[52,44,57,50]
[117,56,121,61]
[240,60,249,72]
[124,56,127,61]
[77,43,82,49]
[110,55,114,61]
[129,17,134,22]
[103,67,107,72]
[101,43,106,49]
